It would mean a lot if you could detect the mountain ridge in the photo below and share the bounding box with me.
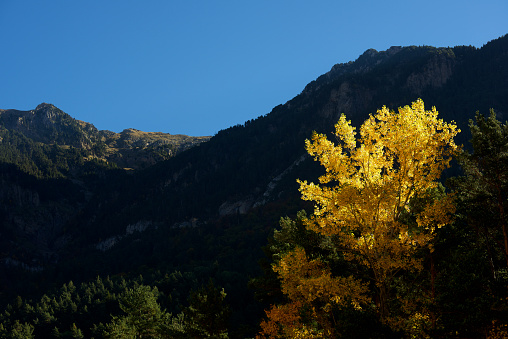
[0,103,211,171]
[66,35,507,260]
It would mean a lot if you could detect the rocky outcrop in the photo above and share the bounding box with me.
[95,220,153,252]
[218,153,308,216]
[126,220,152,234]
[219,198,255,216]
[406,53,455,94]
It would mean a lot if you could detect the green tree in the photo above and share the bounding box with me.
[451,110,508,269]
[104,285,170,338]
[70,323,84,339]
[445,110,508,335]
[10,320,34,339]
[184,280,230,339]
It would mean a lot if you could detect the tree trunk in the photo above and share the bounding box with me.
[378,282,390,323]
[496,182,508,268]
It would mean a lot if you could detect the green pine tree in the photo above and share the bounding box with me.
[104,285,170,338]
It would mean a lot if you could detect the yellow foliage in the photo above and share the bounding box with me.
[487,320,508,339]
[258,301,303,338]
[259,100,460,337]
[298,99,459,289]
[273,248,370,308]
[257,248,370,338]
[257,301,326,338]
[406,312,432,339]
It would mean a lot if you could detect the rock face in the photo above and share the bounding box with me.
[219,198,255,216]
[95,220,153,252]
[406,53,455,94]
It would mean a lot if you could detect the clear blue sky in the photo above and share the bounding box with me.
[1,1,506,136]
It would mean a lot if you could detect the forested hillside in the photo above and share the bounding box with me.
[0,34,507,338]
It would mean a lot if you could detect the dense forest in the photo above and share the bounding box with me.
[0,35,507,338]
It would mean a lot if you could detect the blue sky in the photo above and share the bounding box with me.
[1,1,506,136]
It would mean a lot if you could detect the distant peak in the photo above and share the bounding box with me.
[387,46,403,54]
[361,48,378,57]
[35,102,56,110]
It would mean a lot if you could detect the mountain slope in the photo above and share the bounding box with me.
[0,104,210,273]
[85,36,508,237]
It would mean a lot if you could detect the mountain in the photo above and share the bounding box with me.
[0,103,103,149]
[0,103,209,276]
[100,127,210,170]
[0,103,211,171]
[1,34,507,336]
[88,35,507,233]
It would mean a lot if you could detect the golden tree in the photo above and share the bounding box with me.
[259,99,460,337]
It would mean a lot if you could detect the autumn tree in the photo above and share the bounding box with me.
[259,99,459,337]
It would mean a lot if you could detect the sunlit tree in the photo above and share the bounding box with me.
[259,99,460,337]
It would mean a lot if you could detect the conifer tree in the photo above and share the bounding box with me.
[452,110,508,268]
[104,285,170,338]
[184,280,230,339]
[10,320,34,339]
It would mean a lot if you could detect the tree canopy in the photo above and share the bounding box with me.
[259,99,460,337]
